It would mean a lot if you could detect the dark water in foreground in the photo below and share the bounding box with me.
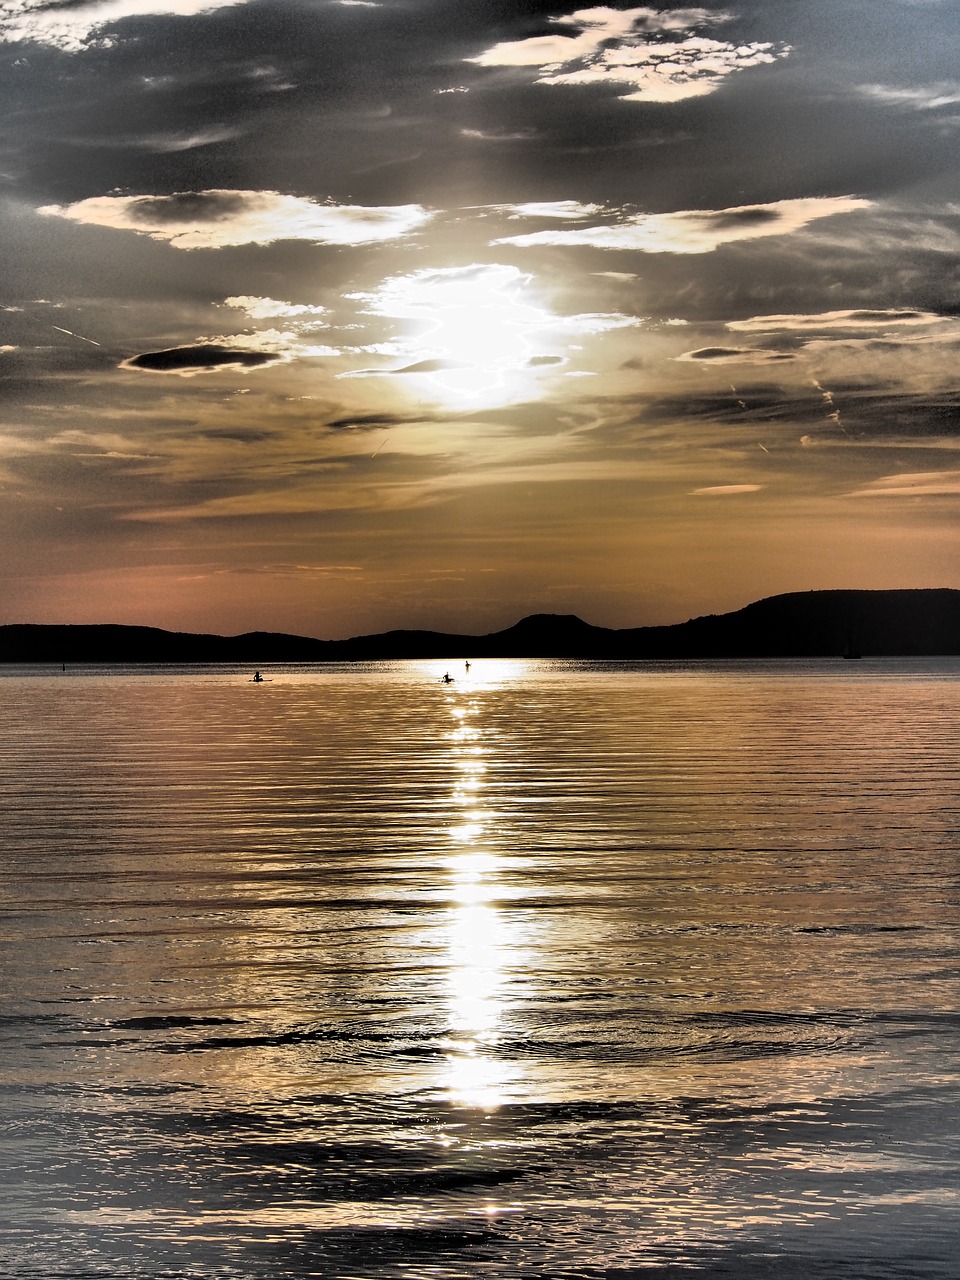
[1,658,959,1278]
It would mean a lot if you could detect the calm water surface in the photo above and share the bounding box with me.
[1,658,959,1278]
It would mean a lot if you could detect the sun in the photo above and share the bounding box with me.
[356,263,564,408]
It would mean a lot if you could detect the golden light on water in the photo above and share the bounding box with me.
[440,681,525,1107]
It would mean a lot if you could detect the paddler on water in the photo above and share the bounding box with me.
[253,671,263,683]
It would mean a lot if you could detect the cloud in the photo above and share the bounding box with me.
[551,311,643,334]
[690,483,764,495]
[37,191,433,249]
[326,413,412,430]
[848,470,960,497]
[860,83,960,110]
[495,196,871,253]
[0,0,250,52]
[339,262,642,406]
[121,344,283,374]
[676,346,795,363]
[223,296,329,321]
[138,127,246,154]
[728,309,946,332]
[388,358,470,375]
[468,5,788,103]
[119,324,339,374]
[501,201,605,220]
[460,127,537,142]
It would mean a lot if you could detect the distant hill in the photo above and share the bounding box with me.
[1,589,959,662]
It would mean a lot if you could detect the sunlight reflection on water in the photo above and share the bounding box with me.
[441,680,526,1109]
[1,658,960,1277]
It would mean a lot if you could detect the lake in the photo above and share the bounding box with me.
[1,658,959,1278]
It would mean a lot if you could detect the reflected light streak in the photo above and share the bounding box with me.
[441,685,527,1107]
[414,659,534,688]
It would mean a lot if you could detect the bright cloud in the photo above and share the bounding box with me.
[501,201,605,220]
[138,127,246,154]
[0,0,250,52]
[495,196,871,253]
[550,311,642,334]
[204,328,338,357]
[469,5,788,103]
[341,262,640,408]
[849,470,960,497]
[860,83,960,110]
[223,296,329,321]
[342,263,555,406]
[37,191,433,249]
[728,309,946,332]
[690,483,764,495]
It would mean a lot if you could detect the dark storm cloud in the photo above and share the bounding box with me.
[708,208,782,229]
[326,412,415,430]
[1,1,602,205]
[3,0,957,222]
[128,191,251,225]
[122,345,280,373]
[677,346,796,363]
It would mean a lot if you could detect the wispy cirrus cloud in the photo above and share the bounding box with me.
[131,127,246,154]
[37,191,433,249]
[495,196,871,253]
[859,82,960,110]
[498,200,605,220]
[468,5,788,103]
[690,483,764,495]
[848,470,960,497]
[0,0,250,52]
[728,309,947,332]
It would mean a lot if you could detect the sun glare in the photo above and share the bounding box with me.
[360,263,562,408]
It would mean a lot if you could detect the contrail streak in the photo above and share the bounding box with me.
[52,325,101,347]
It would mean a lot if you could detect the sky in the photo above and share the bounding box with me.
[2,0,960,638]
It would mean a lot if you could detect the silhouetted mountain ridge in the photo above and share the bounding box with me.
[1,589,958,662]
